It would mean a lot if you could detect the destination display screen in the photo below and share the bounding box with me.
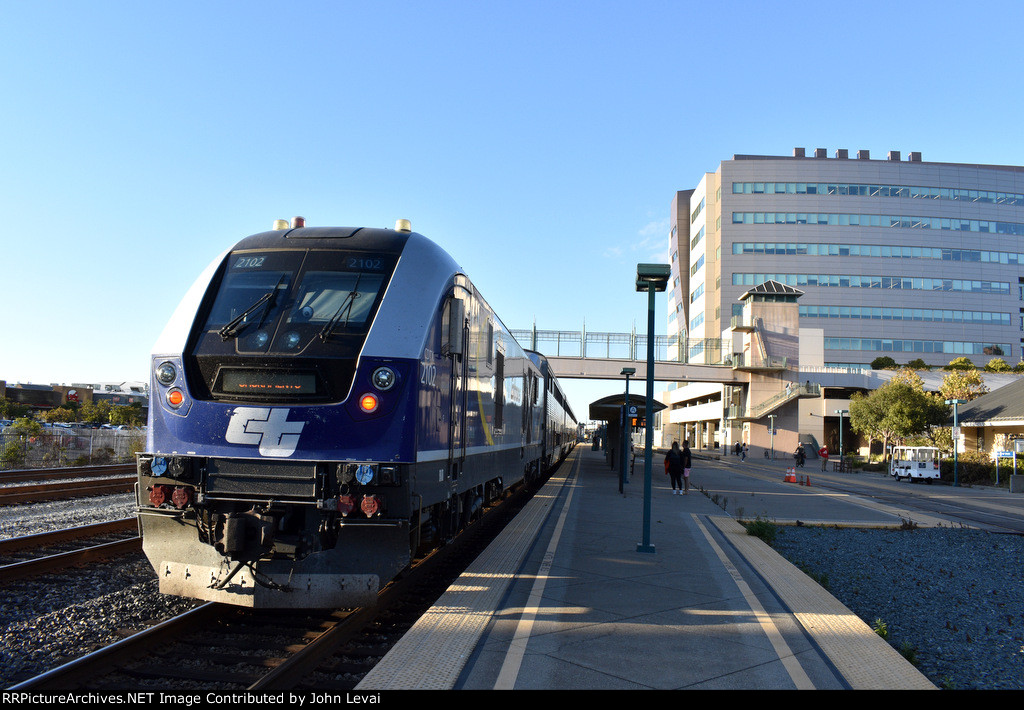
[218,369,318,396]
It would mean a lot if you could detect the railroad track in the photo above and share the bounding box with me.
[810,474,1024,534]
[10,475,538,690]
[716,459,1024,533]
[0,464,135,483]
[0,465,136,506]
[0,518,140,583]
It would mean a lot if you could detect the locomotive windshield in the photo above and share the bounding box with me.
[205,252,299,340]
[188,248,398,402]
[200,250,393,353]
[290,269,385,334]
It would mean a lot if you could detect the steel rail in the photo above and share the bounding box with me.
[7,603,223,690]
[0,464,135,482]
[0,518,137,554]
[0,537,142,583]
[0,477,136,506]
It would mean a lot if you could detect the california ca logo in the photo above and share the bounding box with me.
[225,407,305,457]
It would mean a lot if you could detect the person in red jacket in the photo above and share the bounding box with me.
[819,445,829,471]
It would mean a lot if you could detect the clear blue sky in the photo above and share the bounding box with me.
[3,1,1022,420]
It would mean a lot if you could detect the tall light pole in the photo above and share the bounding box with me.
[835,409,848,465]
[768,414,776,460]
[946,398,966,487]
[636,263,669,554]
[620,367,635,494]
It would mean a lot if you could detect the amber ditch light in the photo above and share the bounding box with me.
[359,393,379,413]
[167,389,184,408]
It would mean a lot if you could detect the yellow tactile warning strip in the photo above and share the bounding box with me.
[706,515,937,690]
[355,453,580,690]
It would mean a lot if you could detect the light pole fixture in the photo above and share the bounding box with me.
[835,409,849,462]
[635,263,670,554]
[945,399,966,487]
[620,367,635,494]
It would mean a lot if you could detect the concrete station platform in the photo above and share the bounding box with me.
[357,447,935,691]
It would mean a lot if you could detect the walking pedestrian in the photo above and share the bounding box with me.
[665,441,684,494]
[741,443,748,461]
[681,440,692,495]
[819,445,829,472]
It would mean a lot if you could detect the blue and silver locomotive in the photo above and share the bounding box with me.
[137,218,576,608]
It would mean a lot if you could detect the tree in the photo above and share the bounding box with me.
[983,357,1011,372]
[849,369,947,459]
[43,407,75,423]
[934,368,989,457]
[0,397,30,420]
[939,369,988,402]
[944,356,976,371]
[905,358,930,370]
[8,418,42,437]
[109,403,143,427]
[79,400,112,425]
[871,356,898,370]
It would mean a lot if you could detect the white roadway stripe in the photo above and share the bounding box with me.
[493,453,580,690]
[691,514,815,690]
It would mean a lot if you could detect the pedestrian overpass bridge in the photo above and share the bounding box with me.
[510,327,744,383]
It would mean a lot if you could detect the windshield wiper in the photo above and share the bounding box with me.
[318,274,364,342]
[219,276,286,340]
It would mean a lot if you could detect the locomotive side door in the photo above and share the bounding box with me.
[443,294,468,480]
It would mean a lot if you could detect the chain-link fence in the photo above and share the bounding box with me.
[0,429,145,469]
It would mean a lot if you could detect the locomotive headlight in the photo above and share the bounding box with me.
[283,331,301,349]
[155,362,177,386]
[151,456,168,476]
[372,366,396,391]
[253,331,269,348]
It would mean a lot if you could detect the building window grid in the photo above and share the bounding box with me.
[695,175,1023,361]
[731,181,1024,206]
[732,273,1010,294]
[731,212,1024,236]
[801,305,1011,326]
[824,337,1010,357]
[732,241,1024,265]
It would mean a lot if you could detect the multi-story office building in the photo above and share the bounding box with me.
[662,149,1024,456]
